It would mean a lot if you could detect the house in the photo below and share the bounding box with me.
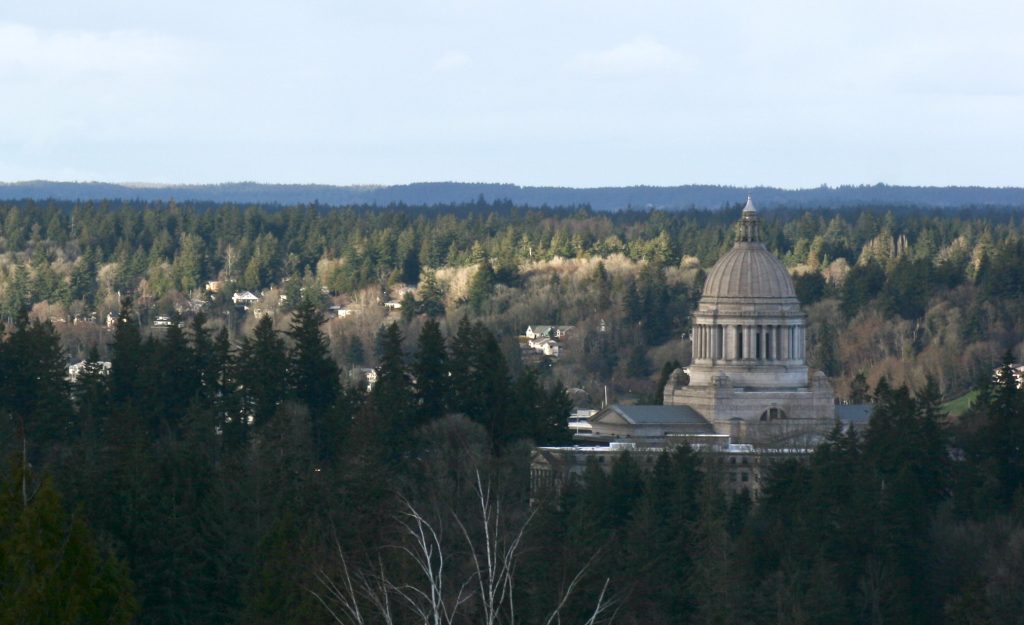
[106,312,118,328]
[67,360,111,383]
[153,315,174,327]
[253,307,273,320]
[525,325,574,340]
[232,291,259,306]
[205,281,222,293]
[993,363,1024,389]
[528,337,560,357]
[351,367,379,391]
[384,300,403,310]
[337,305,362,319]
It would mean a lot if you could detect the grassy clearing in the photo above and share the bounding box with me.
[943,389,978,418]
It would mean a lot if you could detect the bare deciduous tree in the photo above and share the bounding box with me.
[311,472,613,625]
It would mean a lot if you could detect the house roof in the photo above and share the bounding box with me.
[597,404,711,427]
[836,404,873,426]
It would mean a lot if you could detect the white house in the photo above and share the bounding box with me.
[337,305,362,319]
[528,337,560,357]
[67,360,111,382]
[384,300,403,310]
[525,325,574,340]
[232,291,259,306]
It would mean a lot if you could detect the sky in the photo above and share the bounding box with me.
[1,0,1022,188]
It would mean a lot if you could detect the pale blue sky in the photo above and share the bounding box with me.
[1,0,1022,187]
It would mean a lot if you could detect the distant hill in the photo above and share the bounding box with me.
[2,180,1023,210]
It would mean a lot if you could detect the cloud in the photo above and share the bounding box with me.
[432,50,470,73]
[0,21,188,78]
[568,36,697,76]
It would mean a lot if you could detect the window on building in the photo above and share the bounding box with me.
[759,407,788,421]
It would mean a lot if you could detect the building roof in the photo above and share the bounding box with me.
[702,242,797,301]
[836,404,873,426]
[600,404,711,426]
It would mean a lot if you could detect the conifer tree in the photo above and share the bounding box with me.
[0,466,137,625]
[286,299,340,459]
[237,315,288,430]
[412,318,448,425]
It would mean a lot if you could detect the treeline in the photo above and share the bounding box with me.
[4,306,1023,623]
[4,181,1024,210]
[3,197,1024,401]
[0,300,571,624]
[531,367,1024,625]
[1,197,1022,314]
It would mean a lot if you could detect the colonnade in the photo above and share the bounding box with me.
[692,322,804,363]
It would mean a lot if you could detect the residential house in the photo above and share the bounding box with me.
[232,291,259,307]
[524,325,574,340]
[67,360,111,383]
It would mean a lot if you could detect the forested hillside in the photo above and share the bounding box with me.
[2,197,1024,624]
[3,181,1024,210]
[0,197,1022,400]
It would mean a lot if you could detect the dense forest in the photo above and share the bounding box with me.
[1,197,1024,624]
[0,197,1023,400]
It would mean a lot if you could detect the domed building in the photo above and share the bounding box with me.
[662,197,835,447]
[531,198,840,495]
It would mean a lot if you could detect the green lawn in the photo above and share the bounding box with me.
[943,390,978,418]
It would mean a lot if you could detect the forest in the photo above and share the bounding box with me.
[1,196,1024,624]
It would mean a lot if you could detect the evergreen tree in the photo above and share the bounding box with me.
[286,300,340,460]
[237,315,288,430]
[467,261,496,314]
[412,318,448,425]
[0,466,137,625]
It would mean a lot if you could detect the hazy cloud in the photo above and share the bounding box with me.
[568,36,697,76]
[432,50,470,72]
[0,22,188,77]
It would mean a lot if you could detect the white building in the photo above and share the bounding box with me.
[232,291,259,306]
[67,360,111,382]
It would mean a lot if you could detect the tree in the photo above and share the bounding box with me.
[0,311,73,457]
[413,318,448,426]
[237,315,288,430]
[0,465,137,625]
[313,474,613,625]
[286,300,340,460]
[467,262,496,314]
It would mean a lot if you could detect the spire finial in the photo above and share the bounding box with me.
[737,196,761,242]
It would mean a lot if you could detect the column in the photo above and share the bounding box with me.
[757,326,764,361]
[695,325,702,360]
[744,325,753,359]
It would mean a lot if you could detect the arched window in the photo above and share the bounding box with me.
[759,407,787,421]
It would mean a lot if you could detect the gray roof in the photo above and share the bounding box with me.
[702,241,797,301]
[836,404,873,426]
[606,404,710,426]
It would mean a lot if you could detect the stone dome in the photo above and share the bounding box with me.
[702,242,796,301]
[701,197,797,302]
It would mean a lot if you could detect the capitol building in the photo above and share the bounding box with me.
[532,198,860,493]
